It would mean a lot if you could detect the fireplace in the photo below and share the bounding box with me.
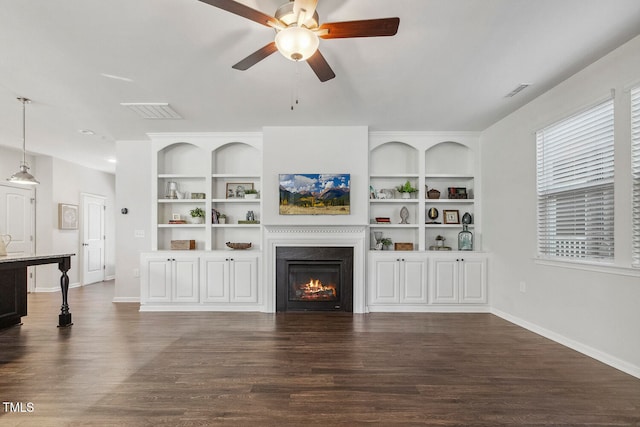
[276,247,353,312]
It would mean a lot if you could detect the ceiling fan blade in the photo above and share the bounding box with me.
[198,0,279,27]
[232,42,278,70]
[293,0,318,26]
[307,50,335,82]
[318,17,400,39]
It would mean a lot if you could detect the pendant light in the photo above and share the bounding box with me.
[7,97,39,185]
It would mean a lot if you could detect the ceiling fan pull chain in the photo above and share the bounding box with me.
[291,62,300,110]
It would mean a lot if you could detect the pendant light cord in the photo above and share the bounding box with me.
[18,97,30,166]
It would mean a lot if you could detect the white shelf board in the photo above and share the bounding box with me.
[211,198,261,203]
[158,174,206,179]
[158,199,206,203]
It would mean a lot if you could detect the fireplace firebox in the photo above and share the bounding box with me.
[276,247,353,312]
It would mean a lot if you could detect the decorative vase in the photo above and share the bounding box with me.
[462,212,473,224]
[192,217,203,224]
[401,192,411,199]
[458,224,473,251]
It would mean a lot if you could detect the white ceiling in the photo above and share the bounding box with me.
[1,0,640,174]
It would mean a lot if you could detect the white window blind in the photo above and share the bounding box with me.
[536,98,615,261]
[632,86,640,266]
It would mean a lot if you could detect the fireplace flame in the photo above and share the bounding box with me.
[295,278,337,300]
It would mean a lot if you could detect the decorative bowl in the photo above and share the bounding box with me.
[427,189,441,199]
[226,242,252,250]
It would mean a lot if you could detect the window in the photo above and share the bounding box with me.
[632,86,640,266]
[536,99,615,261]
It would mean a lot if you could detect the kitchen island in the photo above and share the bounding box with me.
[0,253,74,328]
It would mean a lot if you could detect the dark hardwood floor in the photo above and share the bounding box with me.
[1,282,639,426]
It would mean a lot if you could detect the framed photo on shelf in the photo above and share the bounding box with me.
[226,183,253,199]
[443,209,460,224]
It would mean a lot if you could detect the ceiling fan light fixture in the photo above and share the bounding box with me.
[275,26,319,61]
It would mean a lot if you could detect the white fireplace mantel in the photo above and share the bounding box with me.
[263,225,368,313]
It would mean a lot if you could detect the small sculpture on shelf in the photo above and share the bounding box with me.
[426,207,440,224]
[462,212,473,224]
[429,235,452,251]
[399,206,410,224]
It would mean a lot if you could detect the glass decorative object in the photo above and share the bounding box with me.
[458,224,473,251]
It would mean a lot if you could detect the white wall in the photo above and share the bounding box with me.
[0,146,115,290]
[33,156,116,290]
[481,35,640,376]
[262,126,369,226]
[114,140,151,301]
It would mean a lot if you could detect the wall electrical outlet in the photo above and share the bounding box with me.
[133,268,140,278]
[134,230,145,238]
[519,281,527,293]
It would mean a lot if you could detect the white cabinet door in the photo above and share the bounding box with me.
[431,255,487,304]
[172,256,200,303]
[201,257,229,302]
[141,256,172,303]
[230,257,258,303]
[432,258,458,304]
[460,258,487,303]
[200,254,259,303]
[370,254,400,304]
[141,254,199,303]
[369,253,428,304]
[400,257,428,303]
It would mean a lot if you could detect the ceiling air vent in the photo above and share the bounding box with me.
[120,103,182,119]
[505,84,531,98]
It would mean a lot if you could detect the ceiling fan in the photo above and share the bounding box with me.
[199,0,400,82]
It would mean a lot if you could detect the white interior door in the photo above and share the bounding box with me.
[81,193,105,285]
[0,184,35,290]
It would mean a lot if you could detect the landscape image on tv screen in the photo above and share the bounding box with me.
[279,173,350,215]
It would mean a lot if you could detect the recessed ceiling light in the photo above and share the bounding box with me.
[78,129,95,135]
[107,158,117,164]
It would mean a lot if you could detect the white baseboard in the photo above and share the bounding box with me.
[139,304,262,312]
[491,308,640,380]
[112,297,140,303]
[367,305,490,313]
[34,282,81,293]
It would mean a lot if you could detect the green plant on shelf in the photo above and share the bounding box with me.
[244,189,258,194]
[189,207,205,218]
[396,180,418,193]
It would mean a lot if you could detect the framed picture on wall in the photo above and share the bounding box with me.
[58,203,78,230]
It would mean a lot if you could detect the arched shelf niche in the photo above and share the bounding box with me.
[157,142,207,176]
[370,141,418,176]
[425,141,473,176]
[212,141,261,175]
